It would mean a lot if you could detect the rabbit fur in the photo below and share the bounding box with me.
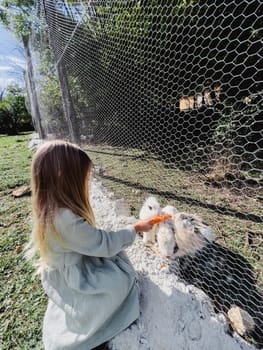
[139,196,161,245]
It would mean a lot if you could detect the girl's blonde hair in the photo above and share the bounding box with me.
[26,140,95,270]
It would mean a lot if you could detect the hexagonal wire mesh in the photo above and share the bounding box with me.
[33,0,262,346]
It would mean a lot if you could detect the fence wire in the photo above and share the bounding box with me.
[32,0,262,346]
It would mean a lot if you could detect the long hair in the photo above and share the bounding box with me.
[25,140,95,270]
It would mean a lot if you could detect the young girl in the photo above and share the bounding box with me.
[26,140,155,350]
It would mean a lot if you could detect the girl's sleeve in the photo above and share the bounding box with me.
[55,209,136,257]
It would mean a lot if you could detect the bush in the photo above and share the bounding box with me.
[0,85,33,135]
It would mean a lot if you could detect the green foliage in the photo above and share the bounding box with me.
[0,0,35,37]
[0,85,33,135]
[34,43,66,134]
[0,134,32,191]
[37,46,62,114]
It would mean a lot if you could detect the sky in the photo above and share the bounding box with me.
[0,24,26,90]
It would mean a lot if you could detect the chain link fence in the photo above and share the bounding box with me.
[32,0,262,346]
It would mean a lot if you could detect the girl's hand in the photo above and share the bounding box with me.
[133,219,155,233]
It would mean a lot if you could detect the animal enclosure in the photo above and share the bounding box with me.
[30,0,262,346]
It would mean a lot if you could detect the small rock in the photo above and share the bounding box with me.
[15,246,23,254]
[227,305,255,336]
[12,186,31,198]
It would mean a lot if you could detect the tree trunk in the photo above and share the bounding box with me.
[43,0,79,143]
[56,60,79,143]
[22,34,45,139]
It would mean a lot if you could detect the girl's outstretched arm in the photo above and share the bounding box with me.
[54,209,154,258]
[133,219,156,232]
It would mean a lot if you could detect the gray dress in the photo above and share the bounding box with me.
[42,208,139,350]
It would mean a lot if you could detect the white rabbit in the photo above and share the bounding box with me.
[157,205,178,258]
[157,220,176,258]
[139,196,161,245]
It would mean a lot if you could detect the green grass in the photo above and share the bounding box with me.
[0,134,46,350]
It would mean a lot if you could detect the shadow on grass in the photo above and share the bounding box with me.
[99,174,263,223]
[85,148,158,161]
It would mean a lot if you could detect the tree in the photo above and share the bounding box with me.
[0,84,33,134]
[0,0,45,138]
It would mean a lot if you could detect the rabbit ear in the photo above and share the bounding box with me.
[144,196,160,207]
[161,205,178,216]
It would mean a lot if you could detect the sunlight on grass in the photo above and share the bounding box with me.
[0,134,46,350]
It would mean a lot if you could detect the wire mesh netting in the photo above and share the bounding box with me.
[31,0,262,346]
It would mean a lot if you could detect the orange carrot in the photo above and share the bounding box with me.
[150,214,172,224]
